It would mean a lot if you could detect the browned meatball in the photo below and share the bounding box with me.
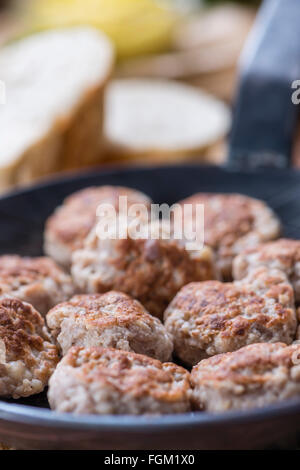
[44,186,152,268]
[233,239,300,302]
[191,342,300,412]
[173,193,281,280]
[0,255,74,316]
[47,291,173,361]
[0,297,59,398]
[164,268,297,366]
[71,221,215,319]
[48,346,191,415]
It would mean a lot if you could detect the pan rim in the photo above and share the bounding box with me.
[0,398,300,430]
[1,162,300,202]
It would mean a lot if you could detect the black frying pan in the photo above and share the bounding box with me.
[0,0,300,450]
[0,165,300,450]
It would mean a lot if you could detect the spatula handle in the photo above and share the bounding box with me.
[229,0,300,168]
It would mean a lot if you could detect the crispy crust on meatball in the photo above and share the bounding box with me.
[233,239,300,302]
[0,297,59,398]
[47,291,173,361]
[191,342,300,412]
[48,346,191,415]
[0,255,74,316]
[164,268,297,366]
[71,221,215,319]
[173,193,281,280]
[44,186,152,268]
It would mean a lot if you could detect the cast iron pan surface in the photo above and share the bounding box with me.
[0,164,300,450]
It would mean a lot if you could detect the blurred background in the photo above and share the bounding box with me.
[0,0,268,192]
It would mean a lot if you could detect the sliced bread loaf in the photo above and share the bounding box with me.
[0,27,114,190]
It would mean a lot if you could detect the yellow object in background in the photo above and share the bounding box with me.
[24,0,177,59]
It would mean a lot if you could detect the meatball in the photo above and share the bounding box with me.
[0,296,59,398]
[173,193,281,280]
[71,220,215,319]
[164,267,297,366]
[233,239,300,302]
[0,255,74,316]
[46,291,173,361]
[191,342,300,412]
[44,186,152,268]
[48,346,191,415]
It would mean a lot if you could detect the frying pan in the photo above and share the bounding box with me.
[0,0,300,450]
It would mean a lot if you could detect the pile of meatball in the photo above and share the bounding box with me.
[0,185,300,415]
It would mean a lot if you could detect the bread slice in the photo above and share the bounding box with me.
[0,27,114,190]
[104,79,230,162]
